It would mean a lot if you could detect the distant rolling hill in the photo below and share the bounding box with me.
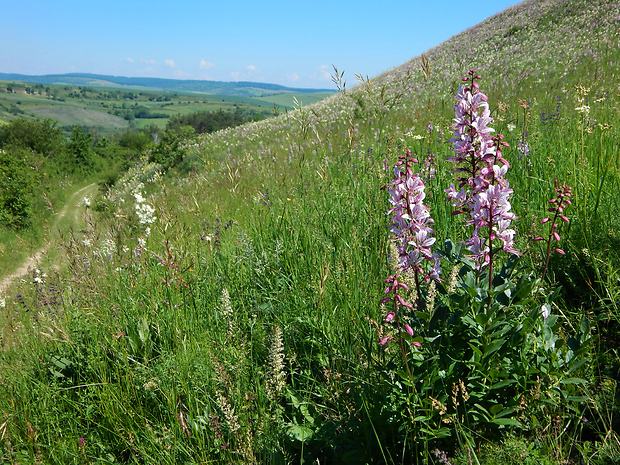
[0,72,335,98]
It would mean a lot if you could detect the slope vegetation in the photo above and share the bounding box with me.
[1,1,619,463]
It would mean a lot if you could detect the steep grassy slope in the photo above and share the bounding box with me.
[1,1,619,464]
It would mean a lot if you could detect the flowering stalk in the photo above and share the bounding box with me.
[446,71,518,286]
[533,181,572,299]
[388,150,441,310]
[380,275,420,387]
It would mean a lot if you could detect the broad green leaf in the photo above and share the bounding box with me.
[489,403,504,415]
[484,338,506,357]
[567,358,588,374]
[287,424,314,441]
[475,313,490,326]
[491,418,523,427]
[494,407,516,419]
[560,377,588,385]
[490,379,516,390]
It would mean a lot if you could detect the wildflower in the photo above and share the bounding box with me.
[381,275,421,349]
[388,150,440,282]
[534,181,572,295]
[266,325,286,401]
[447,71,518,271]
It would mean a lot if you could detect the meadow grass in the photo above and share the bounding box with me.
[1,0,620,463]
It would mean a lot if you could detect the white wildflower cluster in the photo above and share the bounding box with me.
[100,238,116,259]
[33,268,47,285]
[82,196,91,208]
[0,295,6,308]
[134,190,157,226]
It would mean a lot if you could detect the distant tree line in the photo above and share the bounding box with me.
[109,106,169,121]
[166,106,265,134]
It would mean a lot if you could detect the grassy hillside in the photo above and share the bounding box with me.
[1,0,619,463]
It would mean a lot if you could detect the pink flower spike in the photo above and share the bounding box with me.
[540,218,550,224]
[552,232,561,241]
[385,312,396,322]
[555,248,566,255]
[403,324,414,336]
[560,215,569,223]
[379,336,393,346]
[412,341,422,347]
[532,236,544,241]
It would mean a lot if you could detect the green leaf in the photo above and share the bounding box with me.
[475,313,490,326]
[490,379,516,390]
[468,343,483,361]
[489,403,504,415]
[567,358,588,374]
[420,427,453,439]
[473,403,491,420]
[300,404,315,426]
[50,356,72,370]
[491,418,523,428]
[287,424,314,442]
[494,407,516,419]
[560,377,588,385]
[483,338,506,358]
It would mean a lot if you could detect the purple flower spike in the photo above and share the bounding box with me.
[447,71,518,271]
[535,181,572,299]
[388,149,441,282]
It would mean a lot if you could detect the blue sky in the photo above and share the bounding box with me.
[1,0,520,89]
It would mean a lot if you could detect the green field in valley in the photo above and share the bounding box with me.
[0,80,333,135]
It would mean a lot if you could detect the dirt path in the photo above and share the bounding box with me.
[0,183,98,296]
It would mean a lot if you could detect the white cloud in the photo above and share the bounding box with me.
[199,59,215,69]
[246,65,257,71]
[165,59,176,68]
[312,64,332,81]
[230,71,241,80]
[286,73,300,82]
[126,57,134,63]
[139,59,156,64]
[174,70,192,78]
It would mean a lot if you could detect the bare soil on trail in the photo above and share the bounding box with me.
[0,183,98,296]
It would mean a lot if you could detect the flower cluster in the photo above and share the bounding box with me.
[379,275,420,347]
[446,71,518,270]
[134,189,157,238]
[388,150,441,282]
[533,182,571,253]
